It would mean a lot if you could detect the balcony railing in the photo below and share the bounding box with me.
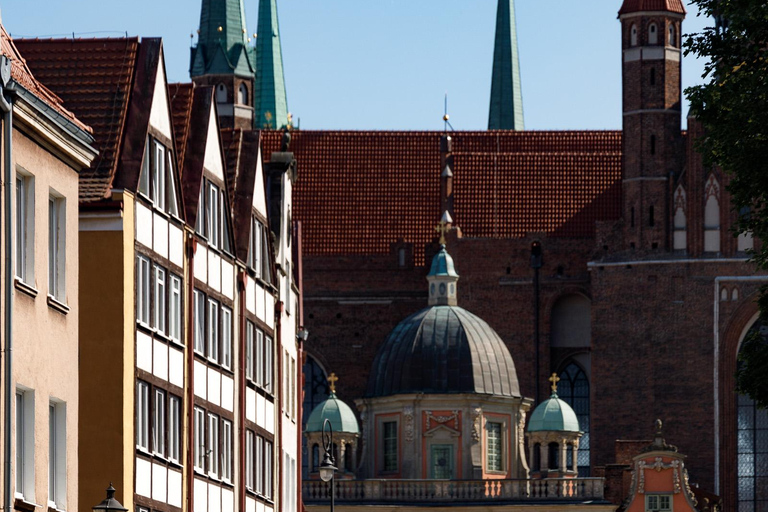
[303,478,605,503]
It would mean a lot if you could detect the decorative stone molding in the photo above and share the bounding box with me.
[425,410,460,431]
[403,406,415,442]
[471,408,482,441]
[636,457,681,494]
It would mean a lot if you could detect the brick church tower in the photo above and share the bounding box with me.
[618,0,686,251]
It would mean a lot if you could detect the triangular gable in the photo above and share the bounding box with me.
[253,144,267,217]
[204,105,225,182]
[149,54,173,141]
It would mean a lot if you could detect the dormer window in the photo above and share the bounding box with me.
[630,24,638,46]
[648,23,658,45]
[139,136,179,216]
[645,494,671,512]
[216,83,228,103]
[238,83,249,105]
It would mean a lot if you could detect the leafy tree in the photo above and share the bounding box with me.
[684,0,768,407]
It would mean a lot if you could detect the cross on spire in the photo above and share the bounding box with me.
[328,372,339,394]
[548,373,560,394]
[435,221,450,245]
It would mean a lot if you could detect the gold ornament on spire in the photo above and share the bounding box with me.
[548,373,560,394]
[435,220,450,245]
[328,372,339,394]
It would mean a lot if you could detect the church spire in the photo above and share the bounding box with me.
[190,0,255,78]
[254,0,289,130]
[488,0,524,130]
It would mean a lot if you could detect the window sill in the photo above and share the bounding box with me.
[47,503,66,512]
[14,279,38,299]
[14,497,41,512]
[168,336,185,350]
[136,446,152,458]
[47,296,69,315]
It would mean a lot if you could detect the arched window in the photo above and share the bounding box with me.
[630,24,638,46]
[737,321,768,512]
[548,442,559,471]
[668,24,676,46]
[344,444,353,471]
[559,362,590,476]
[533,443,541,471]
[704,174,721,253]
[648,23,658,45]
[216,83,228,103]
[238,83,248,105]
[673,186,687,250]
[550,294,591,348]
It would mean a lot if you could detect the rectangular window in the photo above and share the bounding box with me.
[194,407,205,471]
[245,430,255,490]
[383,421,398,472]
[208,413,219,477]
[48,194,66,301]
[154,265,166,334]
[487,422,502,471]
[246,321,254,381]
[137,256,151,325]
[166,151,179,217]
[16,173,34,284]
[139,138,150,196]
[168,396,181,462]
[152,141,166,211]
[153,389,166,456]
[208,182,220,248]
[249,218,262,277]
[646,494,672,511]
[169,275,182,342]
[15,389,34,499]
[48,401,66,509]
[136,382,150,451]
[194,290,205,353]
[264,336,273,393]
[208,298,219,362]
[222,419,232,482]
[255,329,264,386]
[264,439,273,499]
[222,306,232,369]
[256,436,263,495]
[195,185,205,236]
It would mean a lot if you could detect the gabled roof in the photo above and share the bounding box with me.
[222,128,262,262]
[0,27,91,135]
[618,0,686,15]
[169,82,195,172]
[261,130,623,265]
[190,0,255,78]
[16,37,140,201]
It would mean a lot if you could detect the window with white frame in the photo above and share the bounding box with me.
[15,388,34,499]
[16,172,34,285]
[207,182,220,248]
[246,321,255,381]
[256,328,264,386]
[208,298,219,363]
[140,137,179,216]
[169,395,181,462]
[222,306,232,369]
[48,400,66,509]
[646,494,672,512]
[246,430,255,490]
[264,439,273,499]
[264,336,273,393]
[154,265,166,335]
[208,412,220,477]
[136,381,150,451]
[256,436,264,495]
[169,275,182,343]
[194,290,205,354]
[248,217,263,277]
[153,142,166,212]
[222,419,232,482]
[137,256,150,325]
[153,389,166,456]
[48,194,66,302]
[194,407,205,471]
[383,421,398,472]
[486,421,503,472]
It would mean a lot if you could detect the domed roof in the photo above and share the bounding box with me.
[527,393,580,433]
[365,305,521,398]
[429,245,458,277]
[305,392,360,434]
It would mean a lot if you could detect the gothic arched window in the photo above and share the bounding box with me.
[558,362,590,476]
[668,24,676,46]
[673,186,687,250]
[238,83,249,105]
[648,23,658,45]
[704,174,721,253]
[630,25,638,46]
[216,83,228,103]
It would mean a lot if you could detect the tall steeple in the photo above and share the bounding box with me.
[190,0,256,129]
[488,0,524,130]
[254,0,289,130]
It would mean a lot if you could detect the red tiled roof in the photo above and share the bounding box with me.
[15,37,140,201]
[0,27,90,134]
[618,0,686,15]
[261,130,623,264]
[168,82,194,173]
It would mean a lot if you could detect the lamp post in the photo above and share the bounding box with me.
[92,484,128,512]
[319,418,337,512]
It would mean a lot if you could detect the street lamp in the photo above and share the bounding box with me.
[319,418,337,510]
[92,484,128,512]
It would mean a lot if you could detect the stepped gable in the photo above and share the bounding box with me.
[618,0,686,15]
[168,82,194,173]
[262,130,622,264]
[16,37,140,201]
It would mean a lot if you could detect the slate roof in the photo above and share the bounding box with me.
[618,0,686,15]
[168,83,194,173]
[0,27,90,134]
[261,130,622,264]
[15,37,140,201]
[365,305,521,398]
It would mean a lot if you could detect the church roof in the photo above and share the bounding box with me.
[16,37,141,201]
[254,0,289,129]
[261,130,622,264]
[365,305,521,398]
[428,245,458,278]
[618,0,686,15]
[305,392,360,435]
[190,0,255,78]
[489,0,524,130]
[527,393,580,432]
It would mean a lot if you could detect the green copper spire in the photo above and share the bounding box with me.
[254,0,289,129]
[488,0,524,130]
[190,0,255,78]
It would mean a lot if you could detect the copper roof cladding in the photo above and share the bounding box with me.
[0,27,91,134]
[15,37,140,201]
[168,82,194,173]
[261,130,622,264]
[365,305,521,398]
[618,0,686,15]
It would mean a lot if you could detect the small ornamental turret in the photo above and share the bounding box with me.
[428,212,459,306]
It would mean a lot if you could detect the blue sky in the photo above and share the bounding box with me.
[2,1,711,130]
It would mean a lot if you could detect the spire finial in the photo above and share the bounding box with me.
[328,372,339,394]
[548,373,560,394]
[435,210,454,245]
[488,0,524,130]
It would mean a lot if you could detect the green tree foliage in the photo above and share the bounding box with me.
[685,0,768,407]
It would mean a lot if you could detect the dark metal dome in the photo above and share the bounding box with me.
[365,306,521,398]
